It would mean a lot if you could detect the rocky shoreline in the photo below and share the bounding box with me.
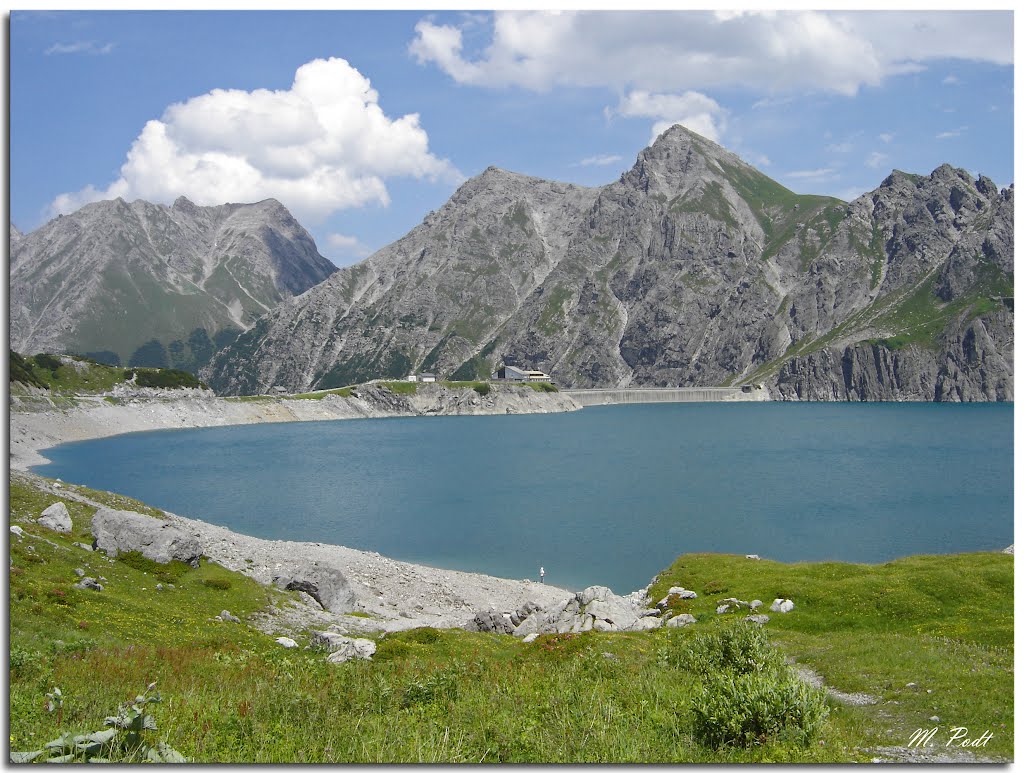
[9,381,581,471]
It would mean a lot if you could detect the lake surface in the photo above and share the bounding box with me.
[35,403,1012,594]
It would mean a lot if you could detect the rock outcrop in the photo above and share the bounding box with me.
[512,585,660,636]
[272,561,357,614]
[204,127,1012,402]
[91,508,203,566]
[10,197,337,370]
[38,502,72,533]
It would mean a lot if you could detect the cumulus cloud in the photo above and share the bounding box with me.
[576,154,623,167]
[785,168,838,181]
[865,151,888,169]
[878,132,895,143]
[614,90,726,143]
[45,40,114,55]
[326,233,373,263]
[51,57,460,221]
[409,11,1011,98]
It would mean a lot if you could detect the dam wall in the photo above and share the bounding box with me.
[562,387,769,407]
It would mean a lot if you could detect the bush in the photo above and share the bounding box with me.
[200,578,232,591]
[677,623,784,678]
[32,353,63,374]
[10,352,48,388]
[116,552,192,584]
[124,368,207,390]
[472,383,491,396]
[691,670,828,748]
[679,624,828,749]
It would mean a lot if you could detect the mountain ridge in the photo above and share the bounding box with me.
[10,196,338,370]
[201,126,1012,400]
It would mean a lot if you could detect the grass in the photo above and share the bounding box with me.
[10,353,209,394]
[9,473,1012,763]
[378,381,418,395]
[649,553,1013,759]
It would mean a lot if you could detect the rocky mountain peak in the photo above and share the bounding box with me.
[621,125,755,200]
[10,196,338,369]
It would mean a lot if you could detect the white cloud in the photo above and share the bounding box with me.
[878,132,895,143]
[936,126,968,139]
[865,151,888,169]
[410,11,1011,98]
[326,233,372,262]
[576,154,623,167]
[51,57,461,222]
[785,168,838,181]
[45,40,114,55]
[615,90,726,143]
[942,74,960,85]
[826,142,854,154]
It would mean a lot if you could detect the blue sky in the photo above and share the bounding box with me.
[10,10,1014,266]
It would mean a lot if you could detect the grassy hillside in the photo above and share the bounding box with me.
[8,473,1012,763]
[9,352,208,393]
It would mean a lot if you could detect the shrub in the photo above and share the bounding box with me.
[472,382,491,396]
[200,578,232,591]
[124,368,207,390]
[677,623,784,678]
[680,624,829,749]
[691,670,828,749]
[10,352,48,388]
[400,668,461,708]
[31,353,63,374]
[116,552,192,584]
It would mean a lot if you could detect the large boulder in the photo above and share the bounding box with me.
[38,502,72,533]
[513,585,651,637]
[325,637,377,664]
[91,508,202,566]
[468,609,517,634]
[665,613,697,627]
[272,561,356,614]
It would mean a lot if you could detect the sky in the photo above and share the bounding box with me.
[9,9,1015,267]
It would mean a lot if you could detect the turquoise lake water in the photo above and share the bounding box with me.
[34,402,1013,594]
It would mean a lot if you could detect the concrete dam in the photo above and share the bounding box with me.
[562,386,770,407]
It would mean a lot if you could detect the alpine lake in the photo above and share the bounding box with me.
[34,402,1012,594]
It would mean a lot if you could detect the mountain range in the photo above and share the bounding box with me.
[196,126,1012,401]
[10,197,337,370]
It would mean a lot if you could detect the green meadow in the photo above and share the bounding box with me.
[8,472,1012,763]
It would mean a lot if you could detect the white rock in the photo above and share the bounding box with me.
[665,614,697,627]
[275,637,298,649]
[769,598,795,613]
[522,633,539,643]
[10,525,24,538]
[325,637,376,663]
[716,605,732,614]
[38,502,72,533]
[626,616,664,631]
[745,554,760,560]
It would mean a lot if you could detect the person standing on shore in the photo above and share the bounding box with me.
[539,566,545,583]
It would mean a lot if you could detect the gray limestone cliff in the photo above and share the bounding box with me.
[191,127,1009,400]
[10,197,337,370]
